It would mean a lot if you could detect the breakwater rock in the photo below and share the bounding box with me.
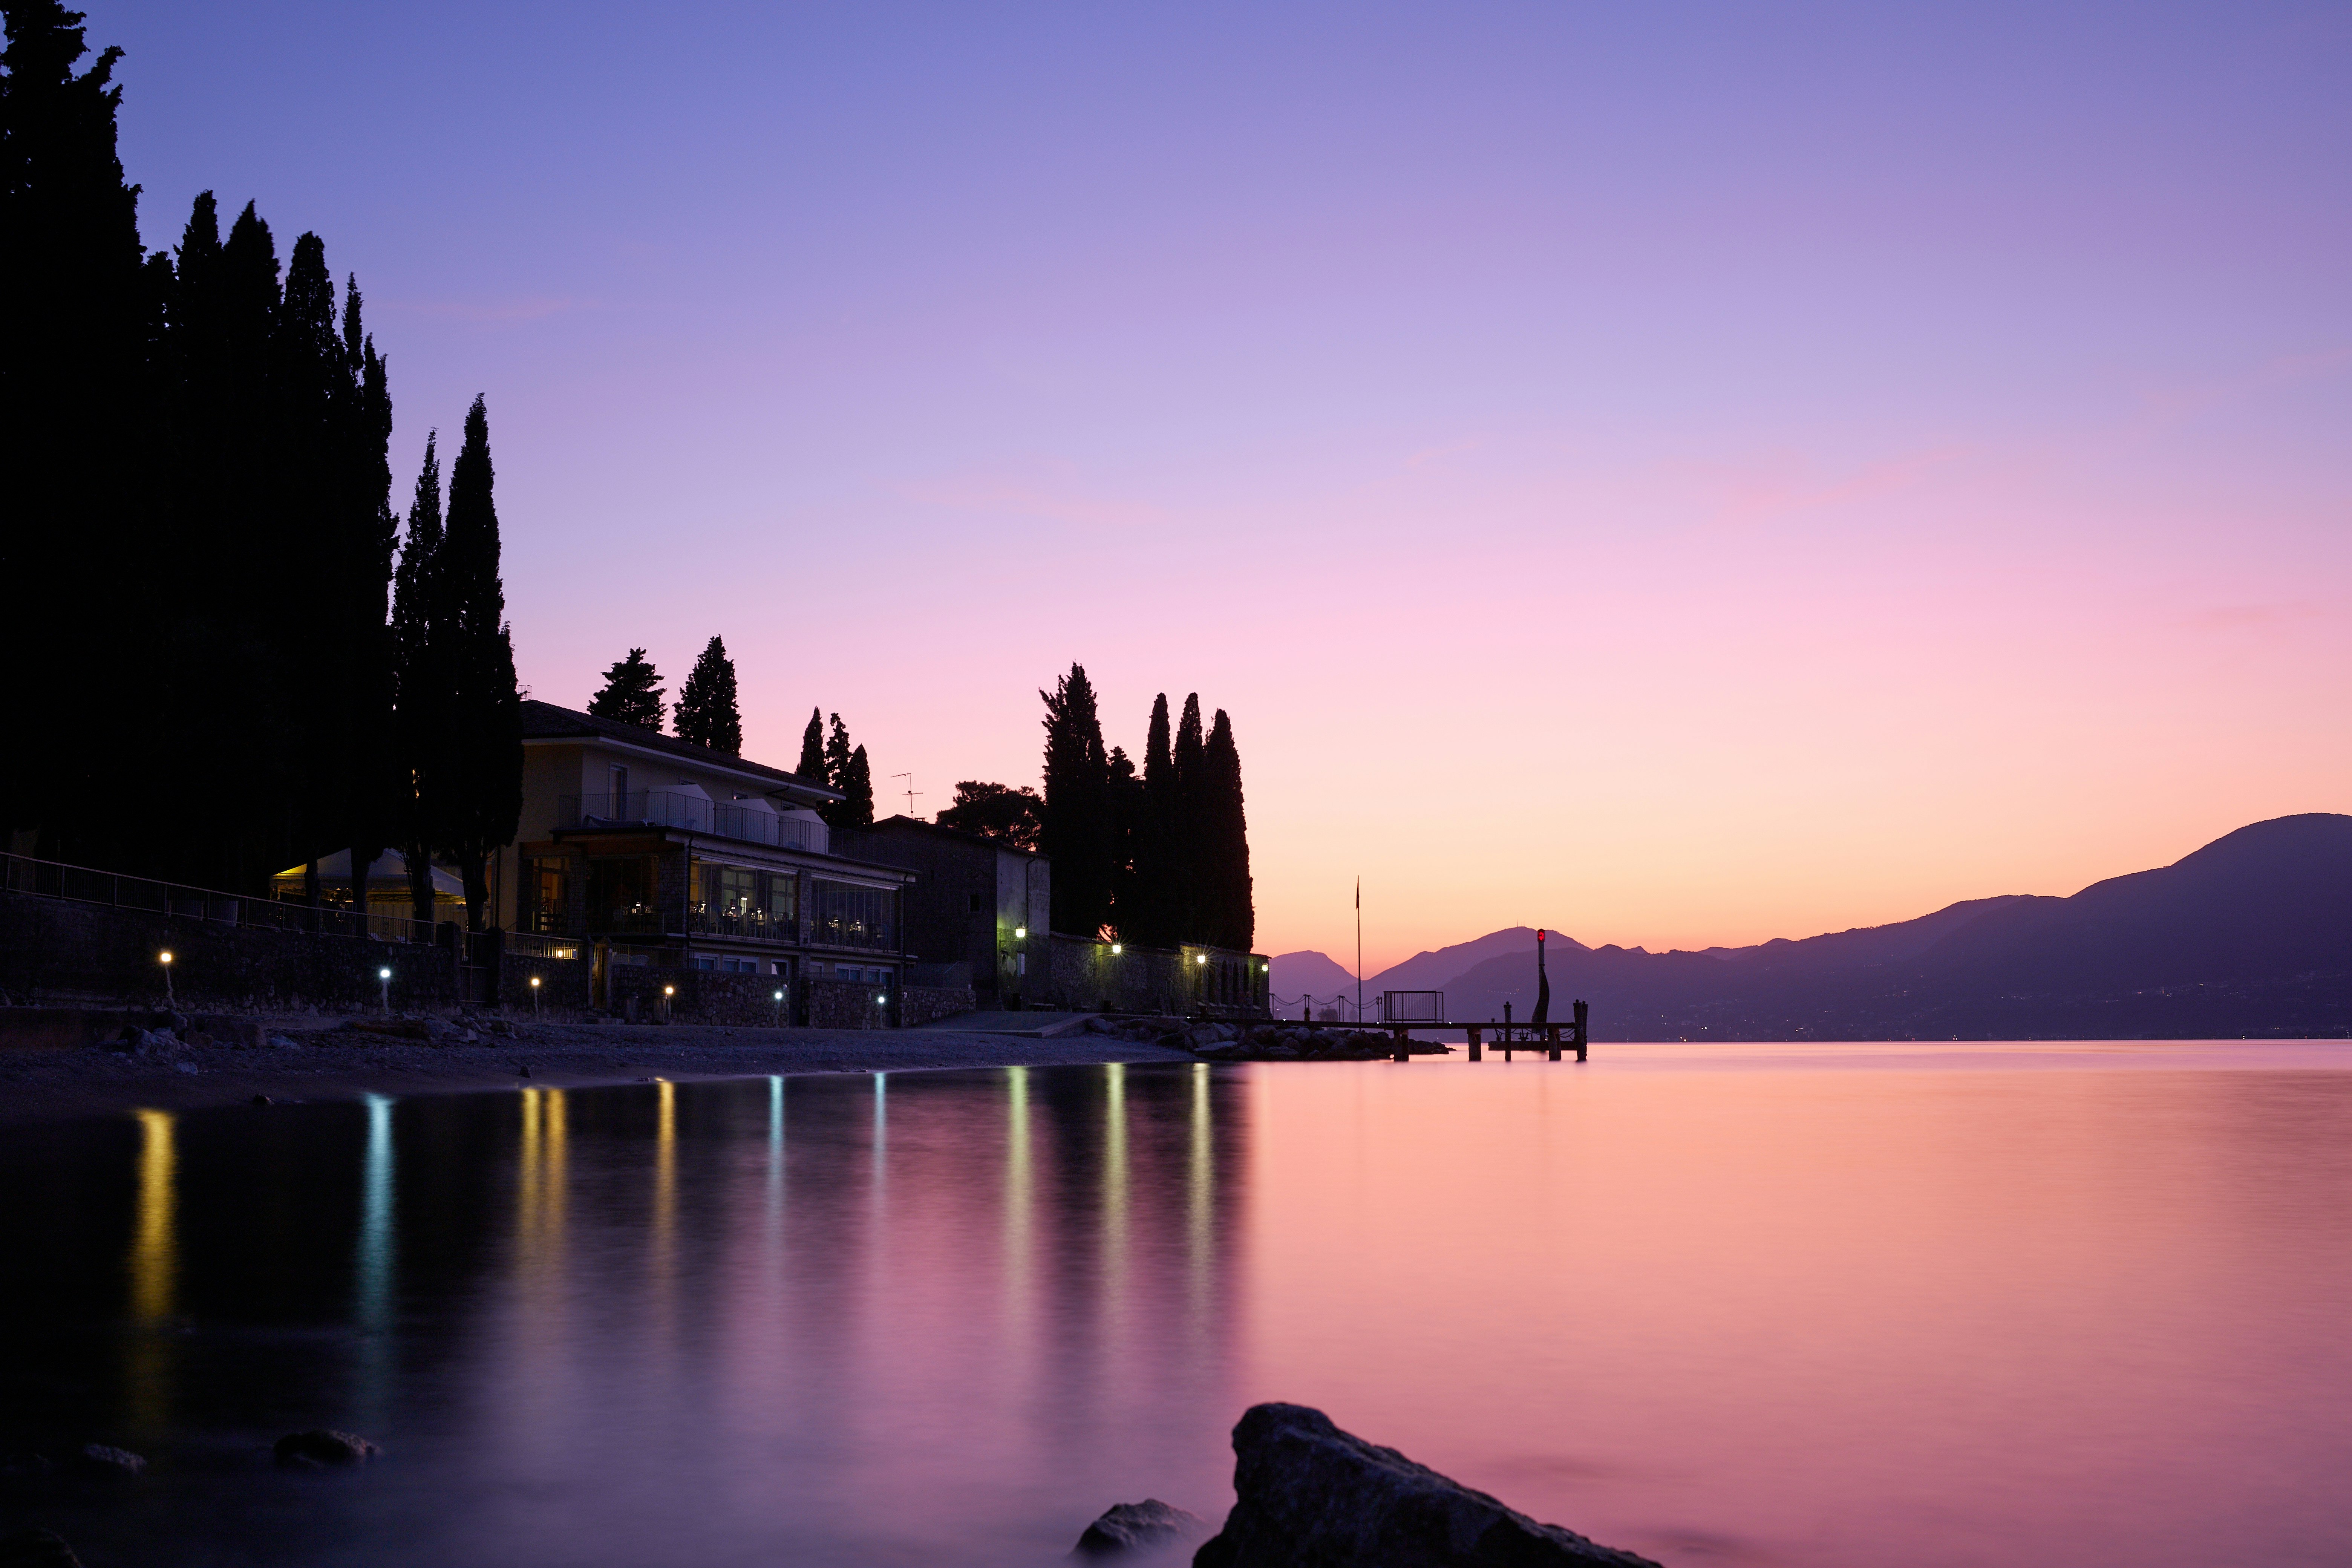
[1073,1498,1210,1556]
[1193,1403,1660,1567]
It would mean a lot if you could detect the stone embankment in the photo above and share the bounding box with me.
[1084,1017,1450,1061]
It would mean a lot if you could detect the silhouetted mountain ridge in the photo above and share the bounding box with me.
[1298,815,2351,1038]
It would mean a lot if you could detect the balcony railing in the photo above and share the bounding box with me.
[558,791,827,853]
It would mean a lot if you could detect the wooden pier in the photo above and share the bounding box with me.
[1379,998,1590,1063]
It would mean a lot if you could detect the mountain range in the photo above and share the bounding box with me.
[1266,813,2352,1039]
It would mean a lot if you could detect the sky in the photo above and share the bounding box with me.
[92,2,2351,972]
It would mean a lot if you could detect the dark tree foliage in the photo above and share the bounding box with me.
[1125,694,1176,945]
[674,634,741,754]
[1199,709,1254,950]
[1040,663,1113,937]
[818,714,873,827]
[796,708,825,780]
[390,433,446,925]
[839,744,874,828]
[0,2,151,858]
[936,781,1043,851]
[1169,692,1206,943]
[588,648,665,731]
[434,395,521,929]
[1105,746,1143,926]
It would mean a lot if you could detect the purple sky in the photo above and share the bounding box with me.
[98,2,2351,968]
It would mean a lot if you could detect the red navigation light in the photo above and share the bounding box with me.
[1537,929,1547,942]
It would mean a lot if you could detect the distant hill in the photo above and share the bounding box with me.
[1295,815,2352,1039]
[1268,950,1365,1001]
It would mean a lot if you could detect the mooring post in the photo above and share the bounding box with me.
[1573,998,1589,1063]
[1546,1024,1562,1062]
[1467,1026,1482,1062]
[1392,1027,1410,1063]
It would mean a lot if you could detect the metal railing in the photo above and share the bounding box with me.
[559,791,827,853]
[3,850,583,959]
[3,851,438,944]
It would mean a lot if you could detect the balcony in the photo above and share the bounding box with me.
[559,791,827,853]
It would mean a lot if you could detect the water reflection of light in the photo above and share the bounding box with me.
[1189,1062,1212,1320]
[126,1107,178,1433]
[767,1075,786,1231]
[130,1108,176,1323]
[356,1095,398,1425]
[654,1079,675,1264]
[1104,1063,1129,1314]
[1006,1066,1032,1321]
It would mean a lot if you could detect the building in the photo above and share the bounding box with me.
[494,701,917,997]
[837,816,1050,1008]
[848,815,1270,1018]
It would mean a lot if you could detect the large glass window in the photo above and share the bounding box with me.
[585,856,658,933]
[810,879,897,951]
[520,856,570,934]
[688,862,799,940]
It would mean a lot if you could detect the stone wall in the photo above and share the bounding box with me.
[1046,934,1271,1018]
[0,887,594,1016]
[605,965,972,1029]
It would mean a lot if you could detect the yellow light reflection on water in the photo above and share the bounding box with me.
[129,1109,175,1323]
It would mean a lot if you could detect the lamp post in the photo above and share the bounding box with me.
[158,950,174,1004]
[378,965,392,1014]
[529,973,542,1015]
[773,987,786,1027]
[661,982,675,1024]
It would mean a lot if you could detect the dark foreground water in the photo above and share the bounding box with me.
[5,1043,2351,1566]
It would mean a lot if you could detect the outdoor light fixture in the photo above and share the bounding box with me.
[1111,943,1122,955]
[772,989,784,1001]
[1197,954,1208,966]
[875,994,886,1005]
[377,964,393,1014]
[379,966,392,980]
[664,985,675,996]
[158,949,174,1003]
[159,950,173,965]
[1015,926,1026,940]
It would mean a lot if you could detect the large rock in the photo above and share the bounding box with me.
[1073,1499,1209,1556]
[1192,1404,1658,1568]
[0,1529,82,1568]
[274,1429,378,1467]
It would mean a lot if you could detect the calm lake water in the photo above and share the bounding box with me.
[5,1043,2351,1566]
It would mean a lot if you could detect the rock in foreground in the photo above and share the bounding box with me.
[274,1429,378,1467]
[1074,1498,1210,1556]
[0,1529,82,1568]
[1193,1404,1659,1568]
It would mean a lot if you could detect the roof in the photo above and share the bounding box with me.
[868,813,1042,859]
[519,699,844,801]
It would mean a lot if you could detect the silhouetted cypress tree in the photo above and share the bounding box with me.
[1170,693,1205,942]
[433,395,521,929]
[797,708,825,780]
[674,635,741,753]
[337,270,397,894]
[839,744,874,828]
[1200,709,1254,950]
[1040,663,1112,937]
[1106,744,1142,936]
[0,2,152,862]
[819,714,856,827]
[390,433,445,926]
[276,232,351,891]
[588,648,665,730]
[1131,693,1175,945]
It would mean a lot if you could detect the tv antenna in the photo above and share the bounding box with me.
[890,772,922,818]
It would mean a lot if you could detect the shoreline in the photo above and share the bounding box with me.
[0,1015,1201,1127]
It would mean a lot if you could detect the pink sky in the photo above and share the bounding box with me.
[101,3,2351,970]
